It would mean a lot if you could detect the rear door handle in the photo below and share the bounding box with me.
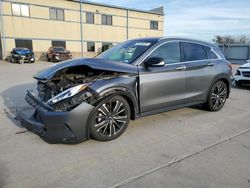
[207,62,215,67]
[176,66,186,71]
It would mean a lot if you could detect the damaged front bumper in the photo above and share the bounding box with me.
[16,90,94,144]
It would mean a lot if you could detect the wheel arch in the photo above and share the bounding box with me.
[209,75,231,99]
[97,86,139,120]
[85,86,139,139]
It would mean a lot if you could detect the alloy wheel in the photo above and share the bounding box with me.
[210,82,227,110]
[94,98,129,137]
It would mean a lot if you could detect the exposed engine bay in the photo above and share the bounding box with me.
[30,65,124,112]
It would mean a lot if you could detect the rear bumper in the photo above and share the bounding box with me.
[16,92,94,144]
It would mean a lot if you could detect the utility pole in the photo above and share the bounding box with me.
[0,0,6,60]
[80,0,83,58]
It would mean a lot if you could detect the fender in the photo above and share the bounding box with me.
[207,73,231,99]
[85,86,140,139]
[98,86,140,120]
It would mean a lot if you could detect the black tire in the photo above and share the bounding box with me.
[47,54,50,62]
[89,95,131,141]
[205,80,228,111]
[11,57,15,63]
[235,80,242,87]
[52,55,58,63]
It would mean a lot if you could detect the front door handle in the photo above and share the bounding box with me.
[207,62,215,67]
[176,66,186,71]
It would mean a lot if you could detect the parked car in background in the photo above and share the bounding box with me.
[234,60,250,86]
[47,46,72,62]
[17,37,231,144]
[9,48,35,63]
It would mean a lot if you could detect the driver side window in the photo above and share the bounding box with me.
[148,42,180,64]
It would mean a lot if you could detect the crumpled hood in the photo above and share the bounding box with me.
[34,58,138,80]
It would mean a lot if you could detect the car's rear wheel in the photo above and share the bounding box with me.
[90,95,130,141]
[206,80,228,111]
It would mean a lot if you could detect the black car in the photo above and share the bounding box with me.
[16,37,231,144]
[10,48,35,63]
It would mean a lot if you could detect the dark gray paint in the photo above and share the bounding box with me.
[18,37,231,144]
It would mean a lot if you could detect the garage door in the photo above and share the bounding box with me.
[15,39,33,50]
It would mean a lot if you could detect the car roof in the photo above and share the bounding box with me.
[51,46,65,48]
[132,37,217,48]
[14,47,29,50]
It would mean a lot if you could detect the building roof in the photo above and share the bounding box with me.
[68,0,164,15]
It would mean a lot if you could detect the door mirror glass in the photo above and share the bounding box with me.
[144,57,165,67]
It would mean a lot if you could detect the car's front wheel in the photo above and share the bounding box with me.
[206,80,228,111]
[11,57,15,63]
[90,95,130,141]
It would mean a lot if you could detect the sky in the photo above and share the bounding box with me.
[90,0,250,42]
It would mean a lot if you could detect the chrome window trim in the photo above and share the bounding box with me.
[137,40,222,66]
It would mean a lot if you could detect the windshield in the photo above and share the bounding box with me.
[54,47,65,52]
[96,40,156,64]
[14,48,31,55]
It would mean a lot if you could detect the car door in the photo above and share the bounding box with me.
[138,41,187,114]
[181,42,219,102]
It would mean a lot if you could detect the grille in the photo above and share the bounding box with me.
[25,90,52,111]
[242,71,250,77]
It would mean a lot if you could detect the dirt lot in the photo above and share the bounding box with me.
[0,60,250,188]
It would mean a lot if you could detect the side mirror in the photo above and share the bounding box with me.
[144,57,165,67]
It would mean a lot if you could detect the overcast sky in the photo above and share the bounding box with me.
[90,0,250,42]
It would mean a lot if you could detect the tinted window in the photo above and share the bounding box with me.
[86,12,94,24]
[148,42,180,64]
[97,40,155,64]
[53,47,65,52]
[150,21,158,30]
[50,8,64,21]
[204,46,218,59]
[15,39,33,50]
[102,43,113,52]
[87,42,95,52]
[52,41,66,48]
[182,42,206,61]
[102,15,112,25]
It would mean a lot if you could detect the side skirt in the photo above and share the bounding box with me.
[139,101,205,118]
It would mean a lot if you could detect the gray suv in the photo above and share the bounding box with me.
[17,37,232,144]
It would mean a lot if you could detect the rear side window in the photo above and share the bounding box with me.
[182,42,206,61]
[204,46,218,59]
[148,42,180,64]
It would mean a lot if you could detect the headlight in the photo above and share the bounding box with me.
[47,84,89,105]
[235,70,241,76]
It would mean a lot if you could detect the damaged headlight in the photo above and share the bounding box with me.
[46,84,96,112]
[47,84,89,105]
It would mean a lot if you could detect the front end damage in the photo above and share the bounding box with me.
[16,59,138,144]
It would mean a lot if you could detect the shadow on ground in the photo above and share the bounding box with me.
[1,83,36,127]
